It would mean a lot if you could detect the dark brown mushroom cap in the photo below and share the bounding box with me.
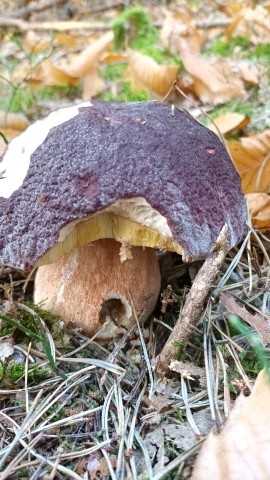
[0,101,247,272]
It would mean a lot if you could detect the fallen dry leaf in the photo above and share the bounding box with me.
[39,58,78,86]
[126,50,179,98]
[160,11,203,54]
[23,30,84,54]
[192,369,270,480]
[82,71,106,100]
[57,31,113,78]
[228,129,270,194]
[0,336,14,362]
[209,112,249,135]
[149,393,175,413]
[226,5,270,44]
[246,193,270,230]
[170,360,207,387]
[0,112,30,158]
[221,292,270,345]
[0,111,29,131]
[144,425,169,472]
[180,51,244,105]
[237,61,260,86]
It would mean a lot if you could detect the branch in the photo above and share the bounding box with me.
[156,225,228,375]
[2,0,68,20]
[0,18,110,32]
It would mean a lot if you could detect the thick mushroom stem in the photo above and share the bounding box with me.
[34,239,161,340]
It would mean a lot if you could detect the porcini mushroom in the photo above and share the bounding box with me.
[0,101,247,339]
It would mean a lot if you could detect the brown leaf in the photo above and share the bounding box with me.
[57,31,113,78]
[226,6,270,44]
[237,61,260,85]
[228,130,270,194]
[82,72,106,100]
[0,336,14,362]
[160,11,203,55]
[163,422,197,450]
[246,193,270,230]
[126,50,178,98]
[170,360,207,387]
[209,112,249,135]
[149,393,175,413]
[180,51,244,105]
[0,111,29,130]
[221,292,270,346]
[40,59,78,86]
[23,31,83,54]
[192,369,270,480]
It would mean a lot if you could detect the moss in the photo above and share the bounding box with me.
[206,35,251,57]
[112,7,182,66]
[113,7,158,52]
[6,361,51,382]
[0,361,4,381]
[238,350,262,376]
[101,63,127,81]
[101,80,150,103]
[251,43,270,59]
[172,341,186,361]
[173,409,185,423]
[6,361,25,381]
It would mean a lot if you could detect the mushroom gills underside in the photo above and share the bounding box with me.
[36,197,184,267]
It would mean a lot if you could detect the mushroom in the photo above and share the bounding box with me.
[0,101,247,339]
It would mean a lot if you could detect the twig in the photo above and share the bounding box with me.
[0,18,111,32]
[2,0,68,19]
[78,1,125,15]
[156,225,228,375]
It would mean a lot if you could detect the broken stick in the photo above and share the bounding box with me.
[156,225,228,375]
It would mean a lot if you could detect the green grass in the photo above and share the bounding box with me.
[0,82,81,117]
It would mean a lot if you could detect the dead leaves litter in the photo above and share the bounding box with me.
[221,292,270,346]
[209,112,250,135]
[180,50,244,105]
[246,193,270,231]
[192,369,270,480]
[126,50,179,98]
[228,129,270,194]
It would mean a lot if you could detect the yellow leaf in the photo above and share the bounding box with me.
[246,193,270,230]
[127,50,178,98]
[192,370,270,480]
[23,31,51,53]
[228,130,270,194]
[40,59,78,86]
[0,111,29,130]
[209,113,249,135]
[160,11,203,55]
[226,6,270,44]
[181,51,244,105]
[0,127,27,158]
[237,61,260,85]
[56,31,113,78]
[82,72,105,100]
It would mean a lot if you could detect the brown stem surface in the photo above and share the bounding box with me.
[156,226,228,375]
